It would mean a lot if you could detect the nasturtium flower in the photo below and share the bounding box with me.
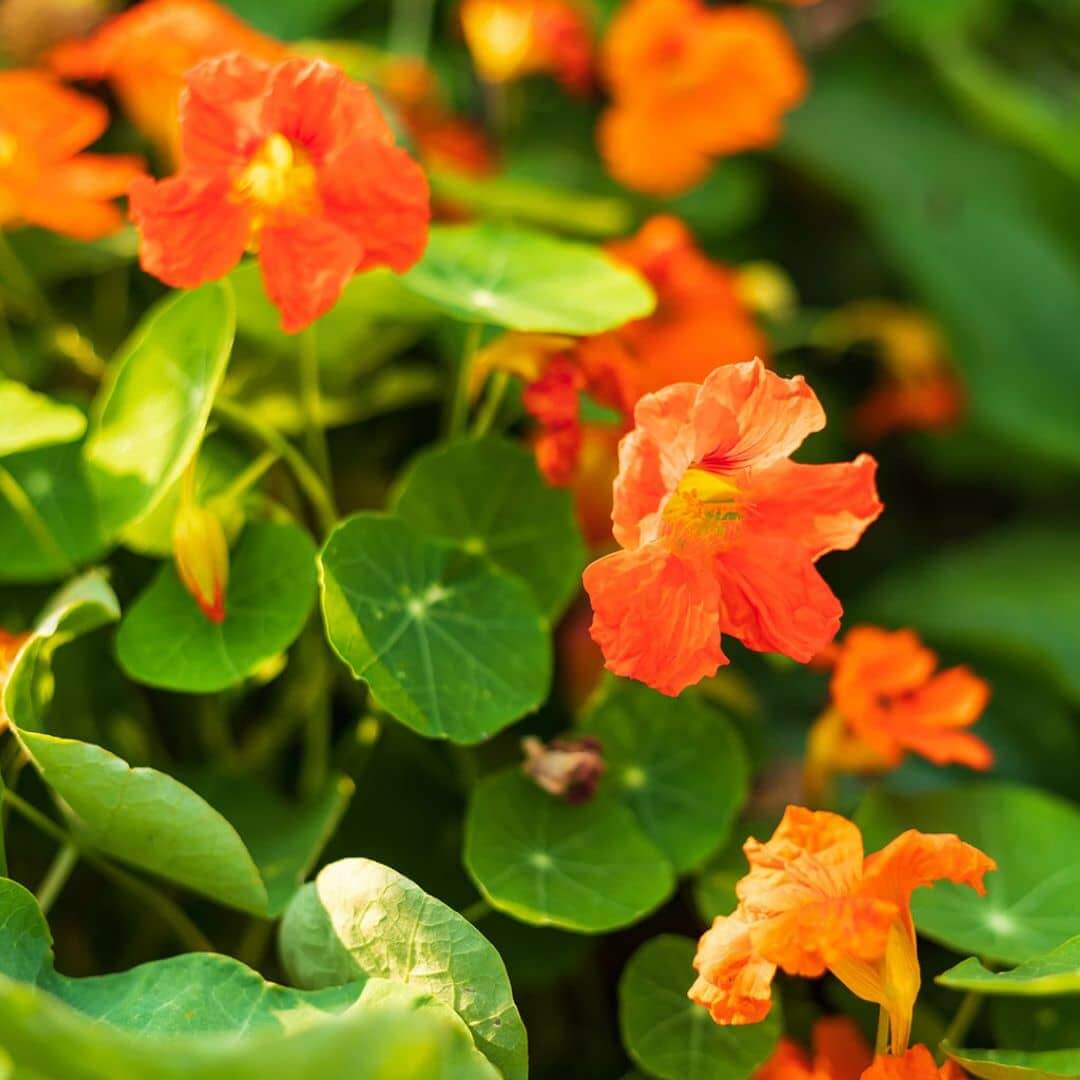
[754,1016,872,1080]
[599,0,806,195]
[0,69,143,239]
[862,1046,967,1080]
[806,627,992,799]
[582,359,881,696]
[49,0,285,160]
[129,53,430,333]
[0,627,30,729]
[460,0,593,93]
[689,807,995,1055]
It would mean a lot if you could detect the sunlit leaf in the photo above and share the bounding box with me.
[946,1044,1080,1080]
[940,938,1080,996]
[0,382,86,457]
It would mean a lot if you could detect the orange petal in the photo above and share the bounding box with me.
[861,1046,952,1080]
[893,667,991,730]
[752,1038,813,1080]
[598,104,711,198]
[812,1016,874,1080]
[0,68,106,160]
[690,910,777,1025]
[582,542,725,695]
[716,537,842,664]
[749,455,883,561]
[129,172,249,287]
[258,217,363,333]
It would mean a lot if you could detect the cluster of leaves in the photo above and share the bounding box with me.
[1,0,1079,1078]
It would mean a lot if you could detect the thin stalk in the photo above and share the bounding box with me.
[212,396,337,538]
[211,449,278,510]
[944,991,982,1049]
[448,322,483,438]
[298,325,332,484]
[299,633,331,800]
[389,0,437,58]
[471,370,509,437]
[460,898,491,923]
[4,789,213,952]
[875,1007,890,1057]
[35,843,78,914]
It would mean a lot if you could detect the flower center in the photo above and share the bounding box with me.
[233,133,317,243]
[660,467,744,556]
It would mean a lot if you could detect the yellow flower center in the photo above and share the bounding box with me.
[233,133,317,245]
[0,131,17,168]
[660,467,744,556]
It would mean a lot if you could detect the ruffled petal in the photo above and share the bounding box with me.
[129,172,249,287]
[582,542,725,695]
[860,1046,945,1080]
[716,537,842,663]
[258,217,363,333]
[689,910,777,1025]
[749,454,883,561]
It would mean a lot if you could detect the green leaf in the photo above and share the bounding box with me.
[992,997,1080,1053]
[221,0,360,39]
[946,1044,1080,1080]
[0,441,109,583]
[880,0,1006,41]
[856,783,1080,964]
[860,525,1080,701]
[581,682,748,873]
[279,857,528,1080]
[116,521,317,693]
[783,49,1080,468]
[464,768,674,932]
[319,512,551,743]
[0,383,85,458]
[6,227,137,282]
[84,283,234,533]
[940,938,1080,996]
[618,935,781,1080]
[393,436,586,619]
[400,222,656,333]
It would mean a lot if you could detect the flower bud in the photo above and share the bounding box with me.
[522,734,605,804]
[172,502,229,624]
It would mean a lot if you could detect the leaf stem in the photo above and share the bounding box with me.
[0,463,73,573]
[388,0,437,58]
[298,324,333,485]
[448,322,483,438]
[212,396,337,538]
[471,370,509,437]
[35,843,78,914]
[460,898,492,923]
[944,990,982,1049]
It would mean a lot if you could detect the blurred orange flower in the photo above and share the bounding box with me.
[129,53,429,333]
[755,1016,872,1080]
[0,626,30,729]
[862,1046,967,1080]
[806,627,992,798]
[461,0,592,93]
[0,69,143,238]
[582,359,881,695]
[49,0,285,160]
[689,807,994,1054]
[599,0,806,195]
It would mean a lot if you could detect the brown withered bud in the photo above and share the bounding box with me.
[521,734,605,805]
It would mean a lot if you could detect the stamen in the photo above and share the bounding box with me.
[232,133,317,247]
[660,466,744,556]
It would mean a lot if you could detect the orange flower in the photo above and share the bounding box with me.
[0,627,30,729]
[755,1016,872,1080]
[599,0,806,195]
[689,807,995,1055]
[806,627,992,796]
[49,0,285,160]
[862,1046,967,1080]
[129,53,430,333]
[0,69,143,239]
[460,0,593,93]
[581,359,881,695]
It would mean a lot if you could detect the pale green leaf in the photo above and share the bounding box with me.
[946,1044,1080,1080]
[0,383,85,458]
[940,938,1080,996]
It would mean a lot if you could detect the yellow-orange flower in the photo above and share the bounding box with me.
[49,0,285,160]
[690,807,994,1055]
[862,1046,967,1080]
[599,0,806,195]
[0,69,143,239]
[754,1016,872,1080]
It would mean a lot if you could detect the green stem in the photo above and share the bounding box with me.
[4,789,213,952]
[299,636,331,800]
[0,463,72,573]
[389,0,437,58]
[35,843,78,914]
[944,991,982,1049]
[471,370,509,437]
[298,324,332,485]
[460,898,492,923]
[212,396,337,538]
[875,1006,890,1057]
[448,322,483,438]
[210,449,278,510]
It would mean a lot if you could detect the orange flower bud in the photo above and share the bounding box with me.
[172,501,229,624]
[522,734,605,803]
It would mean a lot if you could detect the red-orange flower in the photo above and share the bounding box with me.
[690,807,995,1055]
[461,0,593,93]
[599,0,806,195]
[0,69,143,239]
[755,1017,872,1080]
[129,53,430,333]
[0,627,30,729]
[862,1046,967,1080]
[49,0,285,160]
[806,627,992,795]
[582,359,881,696]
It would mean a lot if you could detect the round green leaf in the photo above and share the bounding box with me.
[0,441,109,582]
[464,768,674,933]
[0,382,86,458]
[619,935,781,1080]
[857,783,1080,964]
[117,521,317,693]
[940,937,1080,997]
[581,682,748,873]
[84,282,234,533]
[279,857,527,1080]
[400,222,655,333]
[946,1045,1080,1080]
[319,512,551,743]
[393,436,586,619]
